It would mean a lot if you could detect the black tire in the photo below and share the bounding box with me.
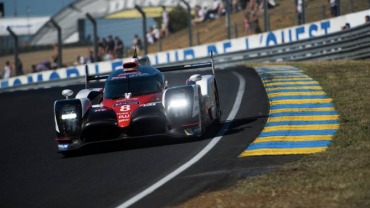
[214,81,221,124]
[196,89,205,138]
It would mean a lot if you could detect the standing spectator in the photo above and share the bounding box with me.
[107,35,115,55]
[203,0,221,22]
[114,36,124,59]
[100,37,108,50]
[15,57,24,76]
[161,6,170,37]
[240,0,250,10]
[151,25,160,42]
[146,28,154,44]
[131,34,143,51]
[245,0,261,35]
[104,49,114,61]
[3,61,13,79]
[243,10,250,35]
[365,15,370,23]
[192,5,205,25]
[86,49,95,63]
[296,0,304,25]
[329,0,338,17]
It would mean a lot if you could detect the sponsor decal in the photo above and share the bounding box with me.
[118,114,130,119]
[118,119,129,122]
[114,102,139,107]
[117,112,130,115]
[141,102,159,107]
[111,76,126,80]
[94,108,107,112]
[127,73,150,78]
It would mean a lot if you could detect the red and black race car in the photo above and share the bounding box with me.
[53,52,221,155]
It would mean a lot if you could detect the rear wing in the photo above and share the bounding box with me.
[157,51,216,76]
[84,51,216,89]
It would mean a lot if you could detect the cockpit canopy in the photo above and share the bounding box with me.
[103,66,165,99]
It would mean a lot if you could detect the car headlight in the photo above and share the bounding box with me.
[61,113,77,120]
[168,98,188,109]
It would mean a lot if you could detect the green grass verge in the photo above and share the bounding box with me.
[176,60,370,208]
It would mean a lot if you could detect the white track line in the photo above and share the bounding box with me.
[117,71,246,208]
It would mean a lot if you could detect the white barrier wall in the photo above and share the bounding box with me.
[1,9,369,89]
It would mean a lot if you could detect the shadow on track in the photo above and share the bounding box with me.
[223,116,268,136]
[61,122,222,158]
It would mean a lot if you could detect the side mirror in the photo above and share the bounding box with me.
[62,89,74,99]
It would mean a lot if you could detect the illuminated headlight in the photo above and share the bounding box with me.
[169,99,188,109]
[61,113,77,120]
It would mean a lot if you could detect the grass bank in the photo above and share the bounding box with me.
[177,60,370,208]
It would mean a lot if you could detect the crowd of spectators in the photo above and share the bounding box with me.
[2,0,368,80]
[145,6,171,47]
[191,0,268,35]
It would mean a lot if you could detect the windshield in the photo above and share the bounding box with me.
[103,75,163,99]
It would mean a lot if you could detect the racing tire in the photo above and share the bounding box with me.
[214,81,221,124]
[196,89,205,138]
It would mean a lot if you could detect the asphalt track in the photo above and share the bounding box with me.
[0,66,300,208]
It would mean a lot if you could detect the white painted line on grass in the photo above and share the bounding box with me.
[117,71,246,208]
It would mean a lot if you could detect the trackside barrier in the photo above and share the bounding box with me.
[1,9,369,92]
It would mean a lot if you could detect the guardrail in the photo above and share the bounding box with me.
[1,23,369,93]
[154,23,370,68]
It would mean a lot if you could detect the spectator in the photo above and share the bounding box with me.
[146,28,154,44]
[104,49,114,61]
[78,55,85,64]
[240,0,250,10]
[99,37,108,52]
[151,25,160,42]
[243,10,250,35]
[86,49,95,63]
[115,36,124,59]
[203,0,221,22]
[296,0,304,25]
[245,0,261,35]
[51,43,59,66]
[35,60,50,72]
[232,0,240,13]
[107,35,115,54]
[15,57,24,76]
[3,60,13,79]
[192,5,205,25]
[161,6,170,37]
[342,23,350,30]
[131,34,143,51]
[329,0,338,17]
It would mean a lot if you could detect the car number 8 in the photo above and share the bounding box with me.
[120,105,130,111]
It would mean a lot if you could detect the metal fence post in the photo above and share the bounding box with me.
[50,18,62,68]
[234,22,238,38]
[322,4,326,19]
[264,0,270,31]
[86,13,98,63]
[6,26,19,75]
[349,0,353,12]
[180,0,193,47]
[157,38,162,52]
[226,0,231,39]
[135,5,147,56]
[337,0,341,16]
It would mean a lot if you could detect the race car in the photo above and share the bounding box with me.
[53,51,221,154]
